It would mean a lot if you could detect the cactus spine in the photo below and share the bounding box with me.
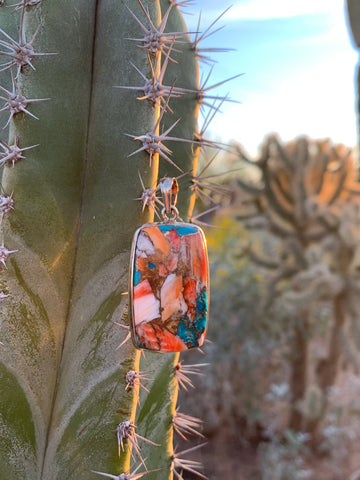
[0,1,213,478]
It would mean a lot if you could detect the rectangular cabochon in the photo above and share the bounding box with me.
[130,223,209,352]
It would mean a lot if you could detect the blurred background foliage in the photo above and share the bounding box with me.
[179,134,360,480]
[175,2,360,479]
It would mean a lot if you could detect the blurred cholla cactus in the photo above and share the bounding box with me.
[236,135,360,438]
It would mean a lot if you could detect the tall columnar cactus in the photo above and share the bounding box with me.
[236,136,360,440]
[0,1,227,478]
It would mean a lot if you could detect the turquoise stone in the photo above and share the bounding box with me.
[133,269,142,286]
[158,225,198,236]
[177,321,198,347]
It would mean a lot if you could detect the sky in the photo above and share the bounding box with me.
[183,0,359,155]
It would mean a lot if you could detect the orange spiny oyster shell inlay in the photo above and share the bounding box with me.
[130,223,209,352]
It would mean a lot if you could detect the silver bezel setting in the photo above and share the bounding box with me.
[128,221,210,352]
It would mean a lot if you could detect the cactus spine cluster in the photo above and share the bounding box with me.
[0,1,227,478]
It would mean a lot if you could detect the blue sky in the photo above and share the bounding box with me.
[185,0,358,155]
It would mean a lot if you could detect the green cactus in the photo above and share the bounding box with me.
[0,1,219,478]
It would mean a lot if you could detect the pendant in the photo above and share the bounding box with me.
[129,178,209,352]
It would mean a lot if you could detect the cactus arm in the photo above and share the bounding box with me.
[312,146,329,195]
[285,238,308,269]
[248,248,281,270]
[327,167,348,206]
[272,173,294,206]
[291,138,309,225]
[236,177,264,195]
[262,164,296,226]
[271,135,294,171]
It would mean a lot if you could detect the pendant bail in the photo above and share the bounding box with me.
[160,177,179,220]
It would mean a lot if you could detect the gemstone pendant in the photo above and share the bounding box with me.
[129,183,209,352]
